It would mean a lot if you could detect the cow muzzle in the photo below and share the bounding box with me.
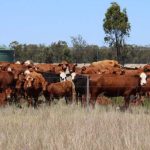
[6,95,11,100]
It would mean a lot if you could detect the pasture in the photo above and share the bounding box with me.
[0,102,150,150]
[1,60,150,149]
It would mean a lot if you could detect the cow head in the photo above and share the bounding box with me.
[24,69,31,75]
[65,66,70,76]
[7,67,12,72]
[71,72,76,80]
[68,63,77,73]
[5,88,12,100]
[140,72,147,86]
[25,75,34,88]
[60,71,67,82]
[15,61,21,64]
[7,67,19,80]
[16,73,26,89]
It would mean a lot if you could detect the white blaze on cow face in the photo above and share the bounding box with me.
[65,66,70,76]
[140,72,147,86]
[24,60,31,65]
[25,76,34,87]
[15,61,21,64]
[71,72,76,80]
[24,69,31,75]
[60,72,67,82]
[7,67,12,72]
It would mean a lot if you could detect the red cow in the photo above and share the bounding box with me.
[0,88,13,106]
[89,72,148,109]
[43,80,74,105]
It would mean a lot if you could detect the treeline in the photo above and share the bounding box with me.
[10,40,150,64]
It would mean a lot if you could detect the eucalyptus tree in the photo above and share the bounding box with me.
[103,2,131,62]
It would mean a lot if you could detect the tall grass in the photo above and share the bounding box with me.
[0,103,150,150]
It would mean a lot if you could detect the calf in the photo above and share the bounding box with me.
[44,81,74,105]
[71,73,88,106]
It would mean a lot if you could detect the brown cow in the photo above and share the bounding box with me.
[123,67,143,76]
[0,88,13,106]
[5,63,30,80]
[91,60,121,68]
[81,66,100,74]
[0,61,10,70]
[43,80,74,105]
[34,63,55,72]
[34,63,71,75]
[24,70,48,107]
[81,64,124,75]
[24,70,47,89]
[14,73,26,106]
[0,70,15,90]
[89,72,148,109]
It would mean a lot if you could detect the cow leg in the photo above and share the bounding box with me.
[124,96,130,109]
[13,91,22,108]
[78,96,82,106]
[44,93,51,106]
[81,95,87,107]
[65,93,72,105]
[33,97,38,108]
[27,97,32,107]
[120,96,130,111]
[46,96,51,106]
[90,94,97,108]
[72,90,76,104]
[64,96,67,104]
[75,93,79,105]
[49,95,54,105]
[65,96,71,104]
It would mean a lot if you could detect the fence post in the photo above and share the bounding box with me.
[86,75,89,108]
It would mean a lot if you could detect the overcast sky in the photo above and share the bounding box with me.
[0,0,150,46]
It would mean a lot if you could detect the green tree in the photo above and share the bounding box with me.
[9,41,23,61]
[103,2,131,63]
[51,41,70,62]
[71,35,87,50]
[71,35,87,63]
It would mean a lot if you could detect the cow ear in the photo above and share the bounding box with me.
[58,63,63,66]
[74,63,77,67]
[147,75,150,78]
[144,68,150,72]
[82,66,86,71]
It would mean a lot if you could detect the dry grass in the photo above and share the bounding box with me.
[0,103,150,150]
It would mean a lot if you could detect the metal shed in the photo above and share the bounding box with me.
[0,46,15,62]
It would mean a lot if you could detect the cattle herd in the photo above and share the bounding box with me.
[0,59,150,110]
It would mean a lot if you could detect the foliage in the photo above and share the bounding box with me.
[103,2,131,62]
[9,40,150,64]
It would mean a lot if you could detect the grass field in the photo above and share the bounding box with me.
[0,101,150,150]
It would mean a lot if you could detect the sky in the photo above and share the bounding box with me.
[0,0,150,46]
